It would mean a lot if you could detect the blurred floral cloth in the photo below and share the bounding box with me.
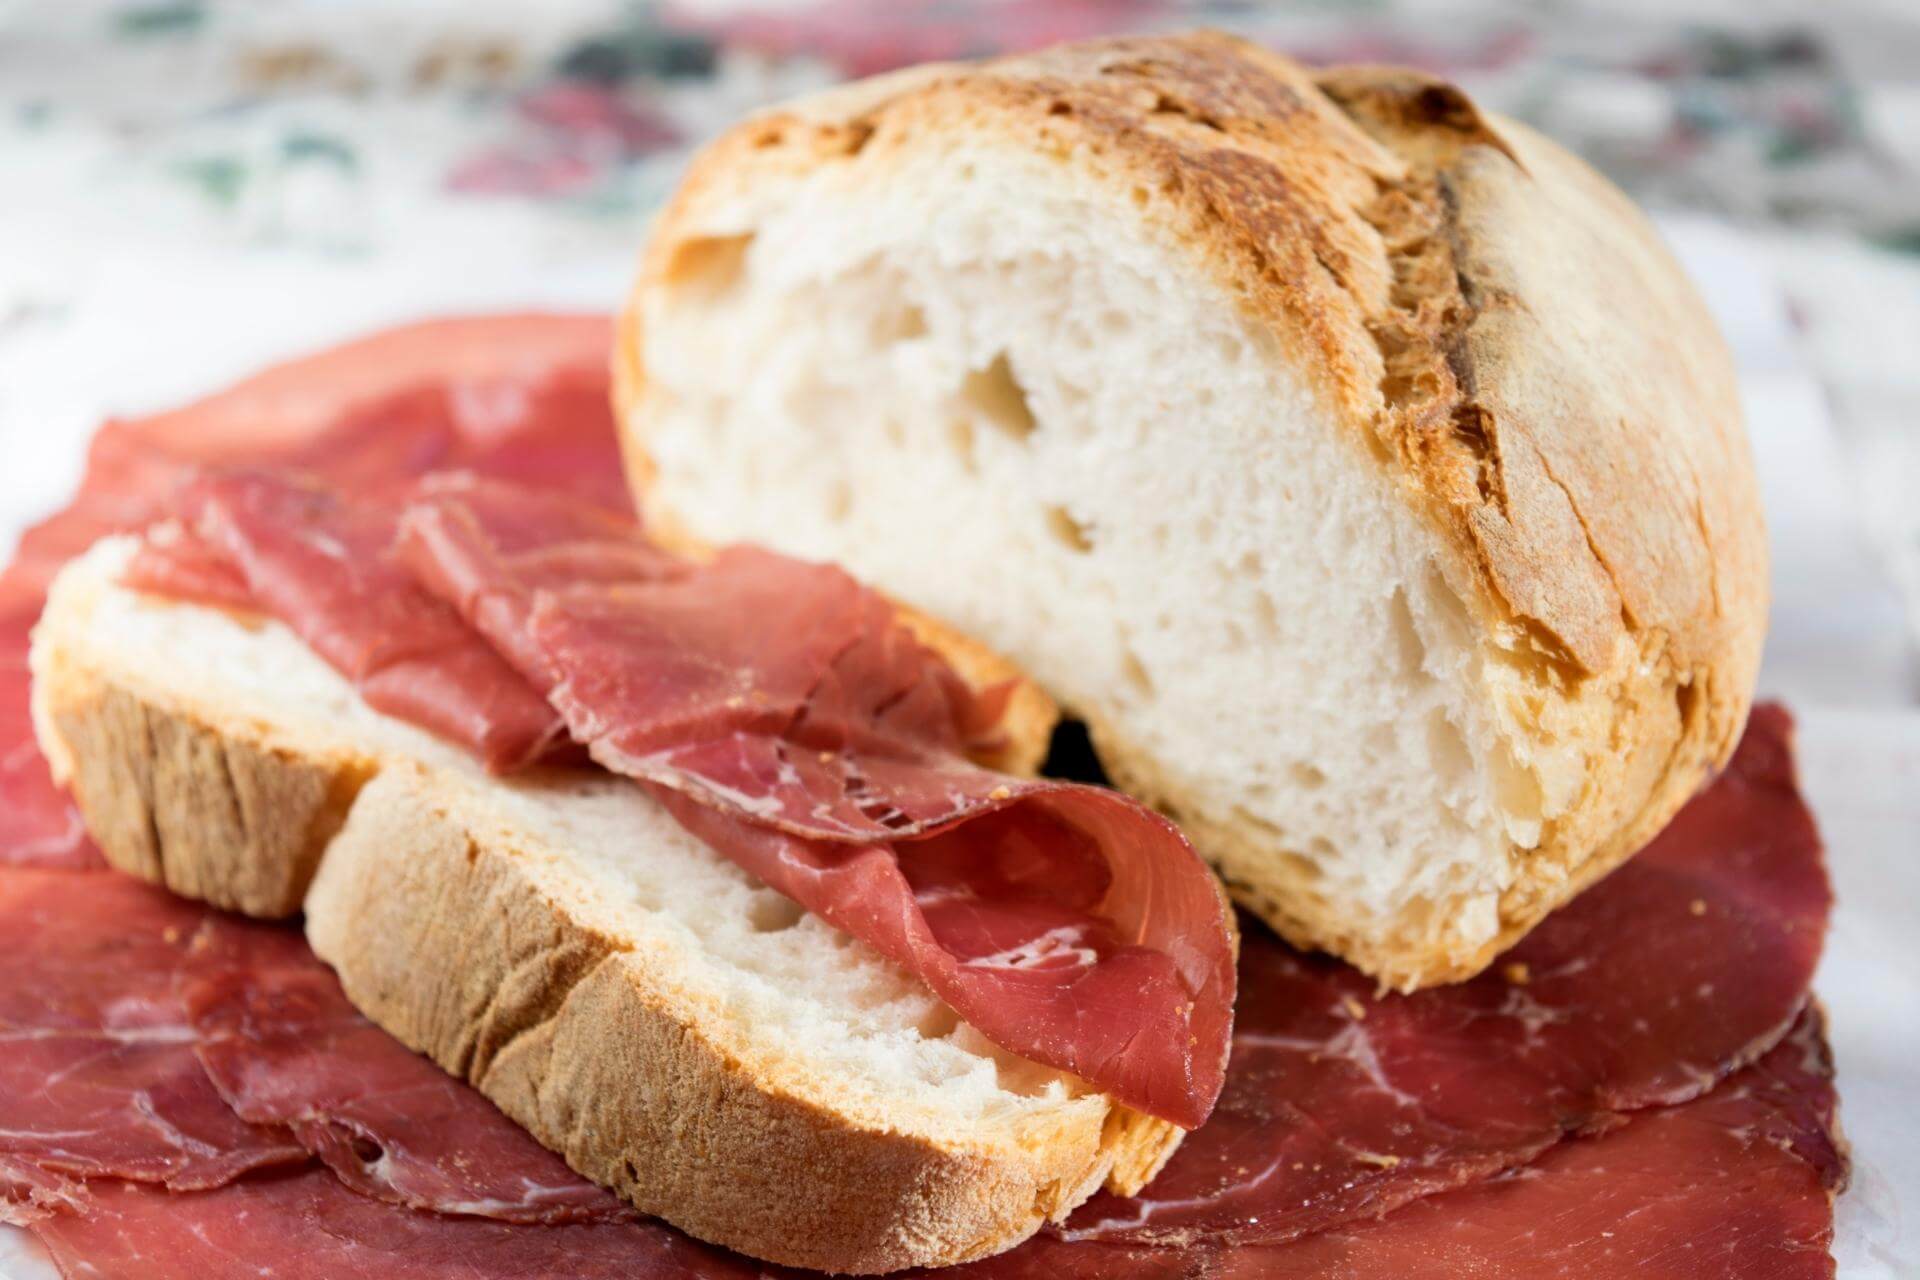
[1,0,1917,682]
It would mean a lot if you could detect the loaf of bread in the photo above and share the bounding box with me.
[617,32,1767,989]
[31,537,1178,1273]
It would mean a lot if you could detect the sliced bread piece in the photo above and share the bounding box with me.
[30,537,1179,1274]
[616,32,1768,989]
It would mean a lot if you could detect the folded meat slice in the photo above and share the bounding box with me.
[1056,703,1830,1245]
[397,474,1236,1129]
[132,474,567,772]
[0,870,307,1191]
[0,867,637,1228]
[126,466,1236,1128]
[185,930,633,1226]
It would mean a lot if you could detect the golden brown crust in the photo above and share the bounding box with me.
[46,680,363,917]
[622,31,1767,987]
[306,770,1173,1272]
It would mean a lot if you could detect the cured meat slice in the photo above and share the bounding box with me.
[938,1004,1845,1280]
[188,958,633,1225]
[128,468,1235,1124]
[0,609,97,870]
[1211,1004,1846,1279]
[20,1009,1845,1280]
[0,315,615,619]
[396,475,1236,1129]
[0,866,634,1227]
[398,477,1023,838]
[1060,703,1831,1245]
[131,473,567,771]
[0,870,307,1190]
[29,1169,754,1280]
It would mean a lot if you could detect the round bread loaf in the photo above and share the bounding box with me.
[615,32,1767,989]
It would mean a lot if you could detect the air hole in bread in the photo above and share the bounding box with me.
[1490,743,1545,849]
[1425,710,1472,790]
[947,418,978,474]
[915,1004,960,1040]
[1119,647,1154,699]
[960,353,1036,440]
[748,892,806,933]
[1044,505,1092,554]
[824,480,852,522]
[873,303,928,342]
[1289,761,1328,790]
[1387,587,1426,678]
[664,233,753,299]
[1251,590,1280,638]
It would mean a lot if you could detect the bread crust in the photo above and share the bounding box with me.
[305,768,1170,1273]
[621,32,1767,988]
[30,552,1177,1273]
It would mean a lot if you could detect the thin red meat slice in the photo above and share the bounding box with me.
[20,1009,1844,1280]
[0,316,614,618]
[396,476,1236,1129]
[937,1004,1845,1280]
[0,871,307,1190]
[127,473,567,772]
[1212,1004,1846,1279]
[0,865,631,1227]
[0,609,98,870]
[29,1169,754,1280]
[1060,702,1831,1245]
[127,460,1234,1126]
[187,957,632,1225]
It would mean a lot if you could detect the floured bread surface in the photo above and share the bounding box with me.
[619,33,1767,989]
[31,538,1179,1273]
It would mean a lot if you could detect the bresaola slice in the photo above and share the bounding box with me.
[192,979,634,1226]
[0,610,96,871]
[1058,703,1831,1245]
[17,1009,1847,1280]
[27,1169,753,1280]
[0,868,634,1228]
[1213,1005,1847,1279]
[134,473,568,772]
[128,463,1237,1129]
[0,870,307,1191]
[396,474,1236,1128]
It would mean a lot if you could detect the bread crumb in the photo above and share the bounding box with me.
[1689,899,1708,916]
[1503,961,1529,985]
[1341,995,1367,1020]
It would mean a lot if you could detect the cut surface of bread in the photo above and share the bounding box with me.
[30,538,1179,1274]
[618,32,1768,989]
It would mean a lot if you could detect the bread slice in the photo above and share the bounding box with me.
[615,32,1768,990]
[30,537,1180,1274]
